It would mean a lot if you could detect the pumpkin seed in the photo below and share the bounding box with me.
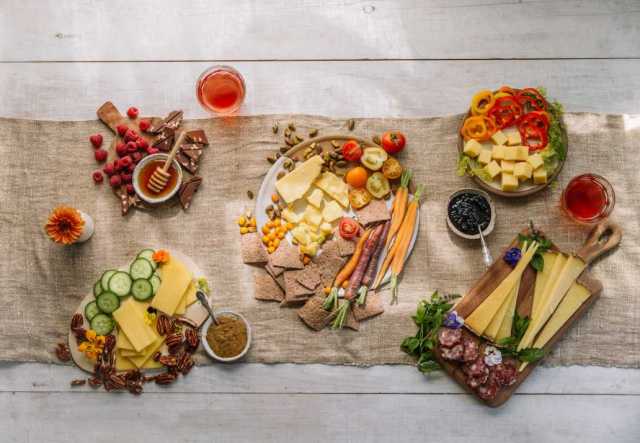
[308,128,318,137]
[288,122,296,131]
[331,140,340,149]
[283,158,294,170]
[247,190,254,199]
[285,137,294,147]
[275,152,281,159]
[347,119,355,131]
[372,135,381,145]
[280,146,289,154]
[272,123,279,134]
[277,171,286,180]
[267,156,276,164]
[335,160,347,168]
[284,128,291,137]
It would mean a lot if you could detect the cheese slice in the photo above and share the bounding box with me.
[532,252,558,320]
[322,200,343,223]
[174,290,188,315]
[303,204,323,227]
[115,351,137,371]
[518,255,586,351]
[112,298,156,352]
[117,329,135,351]
[126,333,165,369]
[496,278,520,342]
[534,253,567,321]
[315,172,349,208]
[465,243,539,335]
[275,155,324,204]
[184,280,198,306]
[151,255,193,316]
[306,188,324,209]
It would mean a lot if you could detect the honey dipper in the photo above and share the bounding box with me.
[147,131,186,194]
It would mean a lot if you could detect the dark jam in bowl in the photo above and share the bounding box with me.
[448,192,491,235]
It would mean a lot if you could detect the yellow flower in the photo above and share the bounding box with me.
[85,329,97,341]
[78,342,89,352]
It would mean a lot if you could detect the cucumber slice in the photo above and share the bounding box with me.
[131,279,154,301]
[100,270,117,292]
[84,301,101,321]
[93,281,103,298]
[130,258,154,280]
[150,274,161,295]
[108,271,132,297]
[136,249,157,270]
[90,314,115,336]
[96,291,120,314]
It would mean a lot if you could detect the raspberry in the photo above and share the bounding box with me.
[126,184,135,195]
[116,142,128,157]
[120,156,133,168]
[136,138,149,150]
[127,163,136,173]
[126,141,138,153]
[89,134,103,148]
[146,147,159,155]
[131,152,143,163]
[116,124,128,137]
[109,174,122,187]
[124,129,138,143]
[103,163,115,176]
[94,149,108,162]
[92,170,104,183]
[126,107,139,119]
[121,173,133,184]
[139,119,151,132]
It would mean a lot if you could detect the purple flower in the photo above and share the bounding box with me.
[504,247,522,267]
[443,311,464,329]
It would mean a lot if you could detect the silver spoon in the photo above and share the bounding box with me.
[478,224,493,268]
[196,290,218,326]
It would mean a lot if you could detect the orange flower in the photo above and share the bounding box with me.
[152,249,170,264]
[45,206,84,245]
[77,329,106,361]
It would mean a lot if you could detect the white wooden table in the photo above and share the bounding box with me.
[1,1,640,441]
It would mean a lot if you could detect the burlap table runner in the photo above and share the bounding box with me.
[0,113,638,367]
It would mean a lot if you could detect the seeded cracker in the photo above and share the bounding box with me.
[264,262,286,291]
[266,258,286,277]
[352,292,385,321]
[241,233,269,265]
[295,263,321,291]
[335,236,356,257]
[298,296,335,331]
[312,240,346,287]
[354,199,390,227]
[282,270,314,305]
[344,308,360,331]
[254,271,284,302]
[270,243,304,269]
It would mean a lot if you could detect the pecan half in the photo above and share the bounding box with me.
[152,351,162,362]
[159,355,178,368]
[165,332,183,349]
[104,335,116,353]
[55,343,72,362]
[156,314,172,336]
[154,372,178,385]
[177,352,194,375]
[87,377,102,388]
[184,328,200,352]
[127,381,143,395]
[70,379,86,387]
[70,313,83,330]
[108,374,127,390]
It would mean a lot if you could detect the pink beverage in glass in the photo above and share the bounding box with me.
[196,65,246,114]
[561,174,615,224]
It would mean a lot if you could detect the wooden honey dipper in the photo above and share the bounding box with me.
[147,131,186,194]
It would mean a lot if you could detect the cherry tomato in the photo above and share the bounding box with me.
[380,131,406,154]
[382,157,403,180]
[349,188,372,209]
[345,166,368,188]
[338,218,360,240]
[341,140,363,162]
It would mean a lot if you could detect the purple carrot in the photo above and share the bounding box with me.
[344,223,385,301]
[356,220,391,304]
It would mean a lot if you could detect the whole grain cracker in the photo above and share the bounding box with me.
[270,243,304,269]
[352,292,385,321]
[254,272,284,302]
[297,296,335,331]
[282,270,314,305]
[295,263,321,291]
[241,233,268,265]
[354,199,390,227]
[336,236,356,257]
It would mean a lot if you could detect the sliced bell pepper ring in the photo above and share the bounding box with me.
[517,111,550,133]
[498,86,518,96]
[470,90,495,116]
[519,125,548,152]
[461,115,496,141]
[487,96,523,129]
[515,88,548,111]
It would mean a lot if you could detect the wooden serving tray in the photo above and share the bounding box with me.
[435,220,622,407]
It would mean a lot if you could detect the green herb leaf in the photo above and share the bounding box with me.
[530,253,544,272]
[197,277,210,295]
[456,154,473,177]
[518,347,545,362]
[513,313,530,342]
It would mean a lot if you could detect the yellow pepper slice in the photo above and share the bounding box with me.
[470,90,495,115]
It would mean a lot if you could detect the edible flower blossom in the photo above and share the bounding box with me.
[45,206,85,245]
[77,329,106,360]
[443,311,464,329]
[152,249,170,264]
[483,345,503,367]
[144,310,157,326]
[503,247,522,267]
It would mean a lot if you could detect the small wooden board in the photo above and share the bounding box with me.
[435,220,620,407]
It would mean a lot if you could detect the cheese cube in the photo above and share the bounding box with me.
[501,160,515,174]
[527,153,544,170]
[491,130,508,146]
[303,205,323,226]
[477,149,492,165]
[322,200,343,223]
[501,173,519,192]
[485,161,502,179]
[306,188,324,209]
[506,131,521,146]
[533,167,548,184]
[315,172,349,207]
[515,146,529,161]
[319,222,333,235]
[300,242,319,257]
[282,208,301,224]
[291,226,311,245]
[504,146,518,161]
[491,145,505,161]
[514,162,533,181]
[463,139,482,158]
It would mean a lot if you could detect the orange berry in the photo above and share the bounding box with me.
[271,193,280,203]
[286,222,294,230]
[261,225,270,235]
[323,287,331,295]
[262,236,270,245]
[345,166,368,188]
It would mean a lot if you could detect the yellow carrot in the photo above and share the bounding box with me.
[385,170,412,248]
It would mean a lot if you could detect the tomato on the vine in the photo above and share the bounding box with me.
[338,218,360,240]
[380,131,406,154]
[341,140,363,162]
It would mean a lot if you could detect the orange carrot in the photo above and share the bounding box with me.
[372,230,403,288]
[385,170,412,248]
[389,185,424,304]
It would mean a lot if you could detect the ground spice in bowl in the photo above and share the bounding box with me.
[205,314,248,359]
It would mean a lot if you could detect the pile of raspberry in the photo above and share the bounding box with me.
[89,107,157,195]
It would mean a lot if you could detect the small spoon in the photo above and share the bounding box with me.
[196,290,218,326]
[148,131,186,193]
[478,224,493,268]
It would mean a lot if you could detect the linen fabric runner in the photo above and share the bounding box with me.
[0,113,638,367]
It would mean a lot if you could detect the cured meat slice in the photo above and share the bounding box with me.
[491,362,518,387]
[462,335,479,362]
[463,356,488,377]
[477,381,498,400]
[438,327,462,348]
[467,371,489,389]
[440,343,464,361]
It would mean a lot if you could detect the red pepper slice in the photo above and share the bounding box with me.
[487,96,523,129]
[515,88,548,112]
[517,111,550,152]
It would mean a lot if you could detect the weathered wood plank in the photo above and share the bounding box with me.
[1,0,640,61]
[1,60,640,120]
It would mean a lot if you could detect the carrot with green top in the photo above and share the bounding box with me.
[356,220,390,305]
[389,185,424,304]
[385,170,412,248]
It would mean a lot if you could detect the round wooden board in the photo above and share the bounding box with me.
[68,249,210,373]
[255,133,419,285]
[457,103,568,198]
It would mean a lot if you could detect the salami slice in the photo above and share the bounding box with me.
[491,362,518,387]
[438,327,462,348]
[463,357,488,377]
[462,336,479,362]
[467,371,489,389]
[440,343,464,361]
[477,381,498,400]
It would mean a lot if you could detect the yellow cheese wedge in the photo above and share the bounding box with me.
[496,278,519,342]
[306,188,324,209]
[174,290,188,315]
[518,255,586,351]
[151,256,193,316]
[315,172,349,207]
[275,155,324,204]
[322,200,343,223]
[465,243,539,335]
[532,252,558,320]
[112,298,156,352]
[174,279,197,314]
[534,254,566,321]
[463,139,482,158]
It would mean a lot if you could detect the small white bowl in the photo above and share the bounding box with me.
[132,153,183,205]
[200,309,252,363]
[446,188,496,240]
